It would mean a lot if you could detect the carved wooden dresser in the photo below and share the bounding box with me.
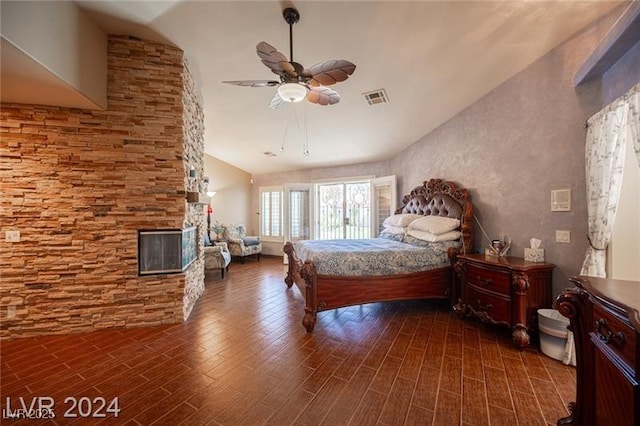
[454,253,554,349]
[556,276,640,426]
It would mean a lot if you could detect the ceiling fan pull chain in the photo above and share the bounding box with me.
[293,104,302,129]
[280,107,293,152]
[303,104,310,157]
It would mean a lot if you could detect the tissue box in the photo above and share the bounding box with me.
[524,248,545,262]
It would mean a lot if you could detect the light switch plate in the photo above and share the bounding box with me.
[5,230,20,242]
[551,189,571,212]
[555,230,571,243]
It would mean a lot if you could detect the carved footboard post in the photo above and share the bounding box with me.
[300,261,318,332]
[283,242,296,288]
[283,242,319,332]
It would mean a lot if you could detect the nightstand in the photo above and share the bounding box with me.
[454,253,554,349]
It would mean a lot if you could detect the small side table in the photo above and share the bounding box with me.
[454,253,554,349]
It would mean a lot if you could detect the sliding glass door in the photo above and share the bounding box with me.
[317,181,371,240]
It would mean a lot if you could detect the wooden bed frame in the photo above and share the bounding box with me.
[284,178,474,332]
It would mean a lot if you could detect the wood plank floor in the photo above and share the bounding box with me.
[1,257,575,425]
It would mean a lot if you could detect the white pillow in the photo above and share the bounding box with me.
[407,215,460,235]
[407,229,462,242]
[381,225,407,235]
[382,213,423,228]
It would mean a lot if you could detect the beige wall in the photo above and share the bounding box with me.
[203,154,252,235]
[1,1,107,109]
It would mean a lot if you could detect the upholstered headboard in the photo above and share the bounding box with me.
[400,194,463,219]
[396,179,474,254]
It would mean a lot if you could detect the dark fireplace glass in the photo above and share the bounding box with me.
[138,226,197,275]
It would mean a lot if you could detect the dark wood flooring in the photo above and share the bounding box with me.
[1,256,575,425]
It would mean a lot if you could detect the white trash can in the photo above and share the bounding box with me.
[538,308,569,361]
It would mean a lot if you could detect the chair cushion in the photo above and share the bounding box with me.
[242,237,260,247]
[225,224,246,240]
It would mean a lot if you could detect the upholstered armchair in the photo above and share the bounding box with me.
[223,224,262,263]
[204,241,231,278]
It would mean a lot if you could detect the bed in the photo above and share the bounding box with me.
[284,178,474,332]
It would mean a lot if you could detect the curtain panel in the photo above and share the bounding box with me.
[581,83,639,277]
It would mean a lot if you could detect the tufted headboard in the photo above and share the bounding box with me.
[396,179,474,254]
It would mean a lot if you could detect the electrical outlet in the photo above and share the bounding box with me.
[5,230,20,243]
[555,230,571,243]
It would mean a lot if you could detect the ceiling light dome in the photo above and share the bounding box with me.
[277,83,308,102]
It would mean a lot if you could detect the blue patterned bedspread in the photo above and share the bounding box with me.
[293,238,459,276]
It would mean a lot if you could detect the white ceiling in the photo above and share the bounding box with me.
[6,1,625,174]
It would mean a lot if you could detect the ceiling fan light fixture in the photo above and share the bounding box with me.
[277,83,308,102]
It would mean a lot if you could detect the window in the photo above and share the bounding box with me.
[372,175,396,235]
[260,186,283,241]
[288,188,310,240]
[607,133,640,280]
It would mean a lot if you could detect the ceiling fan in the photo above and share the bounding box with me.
[222,7,356,109]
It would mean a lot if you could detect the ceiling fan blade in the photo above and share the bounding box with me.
[269,93,284,110]
[308,60,356,87]
[256,42,297,78]
[222,80,280,88]
[307,86,340,106]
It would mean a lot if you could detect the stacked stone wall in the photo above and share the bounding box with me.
[0,35,205,339]
[182,59,207,319]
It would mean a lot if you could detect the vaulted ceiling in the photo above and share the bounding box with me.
[2,1,626,174]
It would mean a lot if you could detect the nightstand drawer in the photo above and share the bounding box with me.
[466,286,510,324]
[466,264,511,297]
[592,303,636,371]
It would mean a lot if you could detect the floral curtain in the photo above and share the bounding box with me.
[580,83,639,277]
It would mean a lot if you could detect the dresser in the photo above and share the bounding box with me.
[454,253,554,349]
[556,276,640,426]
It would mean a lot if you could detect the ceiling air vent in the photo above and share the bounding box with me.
[363,89,389,106]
